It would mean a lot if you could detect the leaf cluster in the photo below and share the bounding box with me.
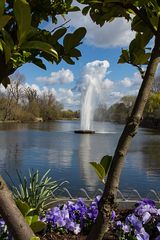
[16,199,46,234]
[7,169,61,214]
[90,155,112,183]
[0,0,86,87]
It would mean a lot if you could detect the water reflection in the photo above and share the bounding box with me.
[0,121,160,195]
[78,134,99,192]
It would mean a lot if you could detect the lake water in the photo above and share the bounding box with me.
[0,120,160,197]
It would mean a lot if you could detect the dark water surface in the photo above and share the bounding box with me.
[0,120,160,196]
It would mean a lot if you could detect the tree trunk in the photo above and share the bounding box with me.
[0,176,35,240]
[87,24,160,240]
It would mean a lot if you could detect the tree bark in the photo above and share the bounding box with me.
[87,21,160,240]
[0,176,35,240]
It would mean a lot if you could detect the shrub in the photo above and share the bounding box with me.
[7,169,61,214]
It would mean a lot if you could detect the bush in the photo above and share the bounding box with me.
[8,169,60,214]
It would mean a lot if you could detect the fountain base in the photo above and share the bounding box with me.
[74,130,95,134]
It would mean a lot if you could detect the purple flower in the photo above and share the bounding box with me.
[94,195,101,203]
[116,220,122,227]
[127,213,142,232]
[142,212,151,224]
[155,236,160,240]
[111,210,116,221]
[138,198,155,207]
[135,202,157,217]
[0,219,5,228]
[136,227,149,240]
[44,196,101,234]
[157,222,160,232]
[122,223,130,233]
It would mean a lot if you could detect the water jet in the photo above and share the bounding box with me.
[75,60,110,134]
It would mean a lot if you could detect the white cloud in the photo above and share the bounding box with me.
[46,3,135,49]
[121,77,133,87]
[68,12,135,48]
[103,79,114,89]
[111,91,124,98]
[36,68,74,85]
[121,72,142,88]
[56,88,79,108]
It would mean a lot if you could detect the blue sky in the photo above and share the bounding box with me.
[16,8,145,110]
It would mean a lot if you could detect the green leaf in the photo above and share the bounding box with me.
[1,29,14,49]
[118,49,129,64]
[30,221,46,233]
[32,58,46,70]
[0,0,5,16]
[63,33,72,52]
[90,162,105,183]
[0,41,3,51]
[1,77,10,88]
[21,41,58,60]
[30,237,40,240]
[72,27,87,47]
[25,216,33,225]
[69,48,81,57]
[16,199,30,216]
[0,39,11,63]
[63,27,86,52]
[82,6,90,15]
[100,155,112,175]
[52,28,67,43]
[0,15,11,30]
[66,0,73,5]
[14,0,31,45]
[69,6,80,11]
[63,56,75,64]
[26,208,38,216]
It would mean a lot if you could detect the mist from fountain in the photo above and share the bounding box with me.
[80,60,110,131]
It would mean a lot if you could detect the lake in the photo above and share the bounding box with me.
[0,120,160,197]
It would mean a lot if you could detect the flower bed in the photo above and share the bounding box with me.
[1,197,160,239]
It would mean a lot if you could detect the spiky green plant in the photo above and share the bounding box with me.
[7,169,64,214]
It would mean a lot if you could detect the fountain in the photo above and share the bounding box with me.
[75,60,110,134]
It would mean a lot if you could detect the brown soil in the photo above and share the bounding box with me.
[40,232,118,240]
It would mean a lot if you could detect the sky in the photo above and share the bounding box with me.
[13,5,147,110]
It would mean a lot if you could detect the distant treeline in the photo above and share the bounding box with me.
[0,73,79,122]
[94,93,160,129]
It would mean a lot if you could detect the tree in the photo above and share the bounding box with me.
[0,0,86,239]
[77,1,160,239]
[38,90,62,120]
[152,73,160,92]
[145,92,160,113]
[8,72,25,104]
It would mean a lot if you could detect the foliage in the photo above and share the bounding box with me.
[0,0,86,87]
[99,93,160,124]
[145,92,160,113]
[0,74,79,122]
[16,200,46,234]
[0,200,44,239]
[90,155,112,183]
[61,109,80,119]
[8,169,61,214]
